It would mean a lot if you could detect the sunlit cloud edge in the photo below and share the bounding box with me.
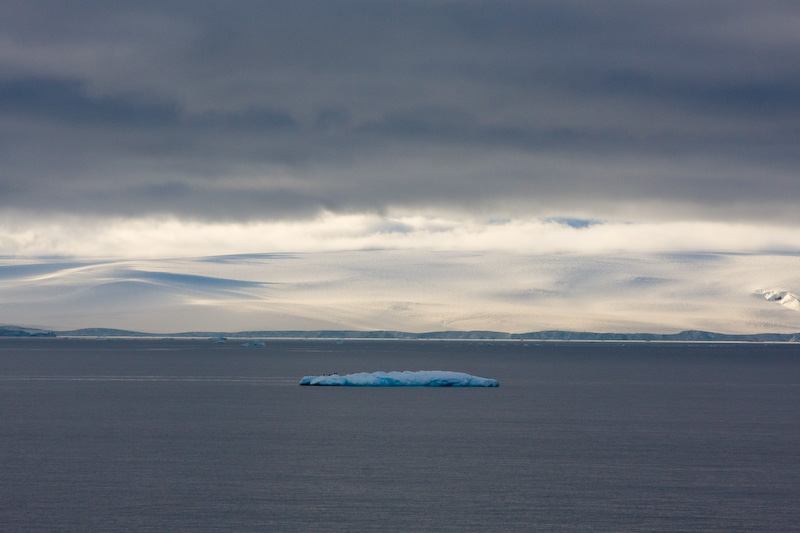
[2,210,800,259]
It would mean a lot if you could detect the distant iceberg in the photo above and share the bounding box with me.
[299,370,499,387]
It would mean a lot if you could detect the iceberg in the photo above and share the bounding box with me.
[299,370,499,387]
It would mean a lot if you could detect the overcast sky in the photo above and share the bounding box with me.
[1,1,800,256]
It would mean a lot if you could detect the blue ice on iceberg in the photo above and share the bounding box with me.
[299,370,499,387]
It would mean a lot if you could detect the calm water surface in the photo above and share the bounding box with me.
[1,339,799,531]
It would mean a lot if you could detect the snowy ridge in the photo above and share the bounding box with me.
[755,289,800,311]
[1,325,798,341]
[299,371,499,387]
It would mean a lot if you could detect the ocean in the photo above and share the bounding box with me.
[1,338,799,531]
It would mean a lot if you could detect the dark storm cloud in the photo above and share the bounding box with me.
[1,0,799,222]
[0,77,179,125]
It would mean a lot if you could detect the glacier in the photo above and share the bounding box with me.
[299,370,499,387]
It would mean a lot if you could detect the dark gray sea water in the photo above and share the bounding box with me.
[1,338,799,532]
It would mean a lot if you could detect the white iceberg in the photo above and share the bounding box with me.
[299,370,499,387]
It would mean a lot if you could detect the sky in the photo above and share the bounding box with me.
[1,1,799,333]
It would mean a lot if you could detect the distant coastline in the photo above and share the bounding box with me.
[2,325,798,343]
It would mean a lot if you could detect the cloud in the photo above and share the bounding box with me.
[1,212,800,259]
[0,1,798,227]
[0,77,179,126]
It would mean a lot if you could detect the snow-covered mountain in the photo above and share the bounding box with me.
[1,251,798,334]
[754,289,800,312]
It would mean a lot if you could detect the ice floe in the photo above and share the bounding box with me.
[299,370,499,387]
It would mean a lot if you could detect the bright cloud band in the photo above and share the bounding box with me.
[2,211,800,258]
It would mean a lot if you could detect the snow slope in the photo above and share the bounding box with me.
[1,251,798,334]
[754,289,800,311]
